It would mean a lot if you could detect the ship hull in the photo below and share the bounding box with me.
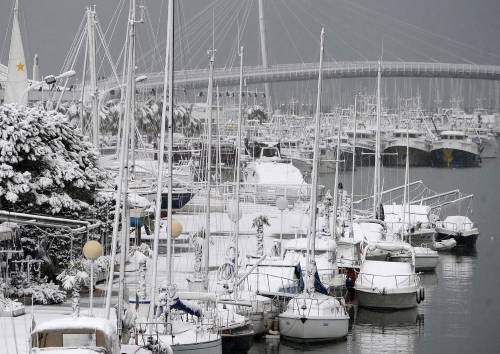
[383,146,431,167]
[431,148,480,167]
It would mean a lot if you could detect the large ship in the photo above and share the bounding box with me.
[431,130,481,167]
[383,129,432,166]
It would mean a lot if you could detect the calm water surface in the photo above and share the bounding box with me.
[250,155,500,354]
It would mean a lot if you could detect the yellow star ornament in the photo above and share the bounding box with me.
[16,63,25,71]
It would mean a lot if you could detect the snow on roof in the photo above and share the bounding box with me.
[359,260,413,276]
[254,161,305,185]
[356,260,417,290]
[128,193,151,209]
[32,317,117,337]
[352,222,384,242]
[443,215,473,227]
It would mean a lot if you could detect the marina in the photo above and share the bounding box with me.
[1,0,500,353]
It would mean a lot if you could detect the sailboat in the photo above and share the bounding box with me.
[4,0,28,106]
[137,0,222,352]
[278,29,349,343]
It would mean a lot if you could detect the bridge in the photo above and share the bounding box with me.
[133,61,500,90]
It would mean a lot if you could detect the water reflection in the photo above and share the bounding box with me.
[351,308,423,354]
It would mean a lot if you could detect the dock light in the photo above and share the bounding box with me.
[83,240,103,260]
[226,202,242,224]
[171,220,183,239]
[276,197,288,211]
[83,240,102,317]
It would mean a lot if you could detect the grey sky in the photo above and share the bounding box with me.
[1,0,499,78]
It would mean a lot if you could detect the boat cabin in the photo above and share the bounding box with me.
[259,145,282,160]
[31,317,120,354]
[440,131,466,140]
[392,129,422,139]
[345,129,375,139]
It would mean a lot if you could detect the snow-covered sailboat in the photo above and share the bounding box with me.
[278,29,349,343]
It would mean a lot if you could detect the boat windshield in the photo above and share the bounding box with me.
[32,330,109,353]
[261,147,280,158]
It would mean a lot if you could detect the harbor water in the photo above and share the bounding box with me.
[250,156,500,354]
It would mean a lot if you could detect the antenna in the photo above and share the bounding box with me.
[380,39,384,61]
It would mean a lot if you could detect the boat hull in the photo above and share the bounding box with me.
[221,325,254,354]
[478,136,498,158]
[431,148,480,167]
[383,145,431,167]
[356,289,418,309]
[172,338,223,354]
[435,232,478,247]
[278,315,349,342]
[161,191,193,214]
[247,310,276,337]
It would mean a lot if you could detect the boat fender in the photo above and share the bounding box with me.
[416,291,421,304]
[420,287,425,302]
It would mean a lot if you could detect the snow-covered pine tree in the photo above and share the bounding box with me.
[0,104,113,274]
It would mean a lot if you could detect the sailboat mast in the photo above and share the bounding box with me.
[116,0,138,333]
[148,0,173,321]
[165,0,175,285]
[104,0,136,321]
[86,7,99,148]
[403,118,410,238]
[203,39,215,291]
[331,115,342,239]
[129,1,138,176]
[233,44,244,295]
[306,28,325,292]
[373,61,382,217]
[350,95,357,235]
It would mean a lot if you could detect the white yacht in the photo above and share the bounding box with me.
[278,292,349,342]
[355,243,424,310]
[30,317,121,354]
[244,144,318,203]
[435,215,479,247]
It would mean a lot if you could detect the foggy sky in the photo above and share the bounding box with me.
[1,0,499,79]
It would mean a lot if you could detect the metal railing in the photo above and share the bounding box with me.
[94,61,500,91]
[288,296,348,318]
[356,272,420,289]
[438,221,474,232]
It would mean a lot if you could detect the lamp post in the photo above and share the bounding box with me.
[23,70,76,101]
[276,197,288,257]
[83,240,103,317]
